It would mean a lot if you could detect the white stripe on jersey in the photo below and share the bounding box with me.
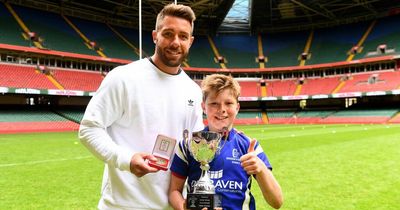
[255,143,264,155]
[242,176,252,210]
[176,142,188,164]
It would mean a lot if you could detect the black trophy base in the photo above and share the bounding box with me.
[186,193,221,210]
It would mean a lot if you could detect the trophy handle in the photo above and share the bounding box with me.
[216,127,229,155]
[183,129,190,153]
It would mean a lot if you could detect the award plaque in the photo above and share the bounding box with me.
[184,130,226,210]
[148,134,176,171]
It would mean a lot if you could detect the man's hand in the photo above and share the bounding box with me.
[130,153,159,177]
[240,139,266,175]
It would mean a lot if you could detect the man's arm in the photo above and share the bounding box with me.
[79,68,158,176]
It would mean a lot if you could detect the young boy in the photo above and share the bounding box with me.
[168,74,283,210]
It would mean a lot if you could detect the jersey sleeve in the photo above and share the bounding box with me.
[170,139,190,178]
[254,142,273,170]
[240,132,273,170]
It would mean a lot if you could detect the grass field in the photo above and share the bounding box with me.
[1,124,399,210]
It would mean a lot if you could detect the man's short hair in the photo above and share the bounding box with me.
[201,74,241,102]
[155,3,196,33]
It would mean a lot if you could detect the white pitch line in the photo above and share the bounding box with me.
[0,156,92,168]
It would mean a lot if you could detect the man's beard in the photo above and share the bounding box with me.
[156,46,187,67]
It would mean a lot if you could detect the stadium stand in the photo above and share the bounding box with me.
[266,110,296,124]
[0,108,79,133]
[114,26,153,59]
[261,31,309,67]
[0,63,58,89]
[107,25,142,58]
[320,109,399,124]
[337,71,400,93]
[212,34,258,68]
[388,112,400,123]
[11,5,98,56]
[263,109,400,124]
[238,81,261,97]
[299,77,341,95]
[266,80,297,96]
[293,110,336,124]
[67,16,136,60]
[354,15,400,60]
[0,3,30,47]
[0,1,399,129]
[235,111,263,125]
[52,69,103,91]
[307,22,369,65]
[54,108,85,124]
[187,35,222,68]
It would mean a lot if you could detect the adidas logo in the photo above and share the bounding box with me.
[188,99,194,106]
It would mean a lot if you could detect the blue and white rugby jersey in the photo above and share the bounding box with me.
[170,127,272,210]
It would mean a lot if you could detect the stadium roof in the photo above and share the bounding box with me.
[5,0,400,35]
[219,0,250,33]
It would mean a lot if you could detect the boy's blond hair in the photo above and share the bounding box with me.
[201,74,241,102]
[155,3,196,34]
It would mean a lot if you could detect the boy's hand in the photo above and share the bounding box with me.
[240,139,266,175]
[248,138,257,153]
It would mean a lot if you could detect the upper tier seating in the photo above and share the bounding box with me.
[261,31,309,67]
[0,3,30,47]
[307,22,368,64]
[1,4,400,67]
[212,34,258,68]
[187,35,220,68]
[67,16,137,60]
[12,5,98,56]
[113,26,151,58]
[354,15,400,59]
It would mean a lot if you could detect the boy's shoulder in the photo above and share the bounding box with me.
[231,128,251,140]
[230,128,252,147]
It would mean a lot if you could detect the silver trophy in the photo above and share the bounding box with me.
[184,129,227,210]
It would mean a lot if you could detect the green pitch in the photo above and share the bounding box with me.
[1,124,399,210]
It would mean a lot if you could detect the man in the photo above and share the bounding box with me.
[79,4,203,210]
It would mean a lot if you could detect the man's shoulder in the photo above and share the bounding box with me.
[180,73,201,89]
[107,59,150,77]
[119,59,149,70]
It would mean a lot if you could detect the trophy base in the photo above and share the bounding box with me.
[186,193,222,210]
